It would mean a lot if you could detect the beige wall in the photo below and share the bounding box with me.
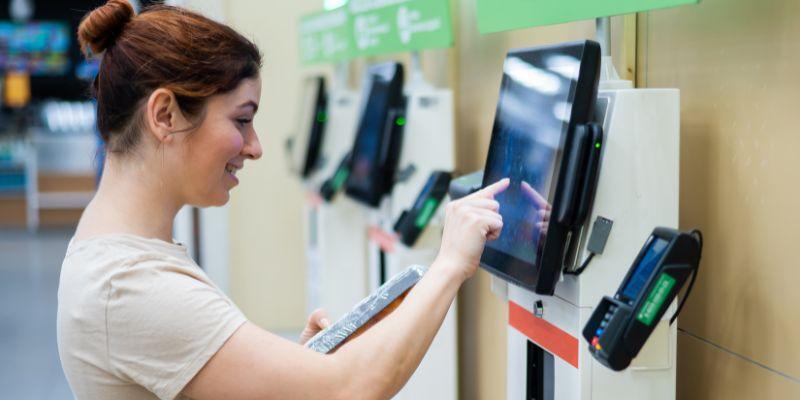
[221,0,800,397]
[639,0,800,396]
[224,0,323,330]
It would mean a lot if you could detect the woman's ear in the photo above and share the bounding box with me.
[145,88,188,145]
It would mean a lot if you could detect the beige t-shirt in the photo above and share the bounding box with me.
[57,234,247,400]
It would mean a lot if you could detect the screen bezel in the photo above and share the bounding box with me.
[344,62,404,207]
[479,40,601,294]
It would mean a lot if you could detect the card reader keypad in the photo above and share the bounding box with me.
[591,304,618,351]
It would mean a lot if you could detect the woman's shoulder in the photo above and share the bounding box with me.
[67,232,189,259]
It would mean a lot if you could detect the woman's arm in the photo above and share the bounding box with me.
[183,179,509,400]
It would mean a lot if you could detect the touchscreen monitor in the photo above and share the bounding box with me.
[480,40,600,294]
[345,62,404,207]
[290,77,327,178]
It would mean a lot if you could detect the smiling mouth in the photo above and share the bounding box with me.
[225,164,240,177]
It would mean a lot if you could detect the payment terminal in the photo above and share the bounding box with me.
[393,171,452,247]
[583,227,703,371]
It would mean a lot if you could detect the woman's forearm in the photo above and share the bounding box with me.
[331,259,464,400]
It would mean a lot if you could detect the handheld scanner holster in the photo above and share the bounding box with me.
[319,152,352,202]
[380,97,408,198]
[582,227,703,371]
[394,171,452,247]
[556,123,604,228]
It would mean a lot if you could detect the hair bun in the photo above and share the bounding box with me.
[78,0,135,56]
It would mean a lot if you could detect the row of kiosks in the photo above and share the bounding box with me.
[449,40,702,400]
[287,60,457,399]
[287,73,366,321]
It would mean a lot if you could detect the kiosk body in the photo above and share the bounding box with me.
[368,86,458,400]
[505,86,680,400]
[304,88,372,319]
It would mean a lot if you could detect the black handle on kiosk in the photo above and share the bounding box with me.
[582,227,703,371]
[393,171,452,247]
[319,152,352,202]
[556,123,603,227]
[574,124,603,224]
[379,98,408,195]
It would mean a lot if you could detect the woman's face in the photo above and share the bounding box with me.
[178,77,263,207]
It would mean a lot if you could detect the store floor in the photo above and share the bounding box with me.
[0,228,74,400]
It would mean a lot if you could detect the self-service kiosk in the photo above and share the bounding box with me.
[290,74,369,319]
[343,61,458,400]
[377,79,458,400]
[451,39,693,400]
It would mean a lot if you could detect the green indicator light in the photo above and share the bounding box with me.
[595,142,601,149]
[414,198,440,228]
[317,112,328,123]
[396,117,406,126]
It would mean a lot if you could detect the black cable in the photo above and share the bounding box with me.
[670,229,703,325]
[565,252,595,276]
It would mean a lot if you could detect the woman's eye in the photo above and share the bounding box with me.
[236,118,253,127]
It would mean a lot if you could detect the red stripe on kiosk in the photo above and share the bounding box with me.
[368,225,397,253]
[508,301,579,369]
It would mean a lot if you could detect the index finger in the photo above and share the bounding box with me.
[475,178,510,199]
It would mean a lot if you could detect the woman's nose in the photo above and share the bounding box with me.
[243,131,263,160]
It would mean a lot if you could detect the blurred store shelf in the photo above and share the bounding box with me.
[0,101,99,231]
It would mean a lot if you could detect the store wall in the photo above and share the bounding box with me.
[221,0,800,398]
[639,0,800,397]
[223,0,322,330]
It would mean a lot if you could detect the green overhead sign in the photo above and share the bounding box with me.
[348,0,453,57]
[476,0,698,34]
[299,0,453,65]
[299,9,353,65]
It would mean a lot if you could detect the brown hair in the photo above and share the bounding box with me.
[77,0,262,154]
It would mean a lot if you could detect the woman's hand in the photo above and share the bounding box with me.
[298,308,332,345]
[434,178,510,282]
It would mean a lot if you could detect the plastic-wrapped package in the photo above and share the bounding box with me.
[306,265,427,354]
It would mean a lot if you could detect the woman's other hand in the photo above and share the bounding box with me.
[298,308,331,345]
[435,178,510,283]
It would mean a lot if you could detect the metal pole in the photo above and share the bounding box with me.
[596,17,612,57]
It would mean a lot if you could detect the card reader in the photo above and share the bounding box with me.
[394,171,452,247]
[319,152,351,202]
[582,227,702,371]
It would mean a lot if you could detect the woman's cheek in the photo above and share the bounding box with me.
[228,131,245,154]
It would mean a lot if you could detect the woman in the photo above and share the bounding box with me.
[57,1,509,399]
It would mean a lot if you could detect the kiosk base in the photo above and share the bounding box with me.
[305,89,371,319]
[370,86,458,400]
[505,86,680,400]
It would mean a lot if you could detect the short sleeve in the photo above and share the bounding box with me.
[106,258,247,400]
